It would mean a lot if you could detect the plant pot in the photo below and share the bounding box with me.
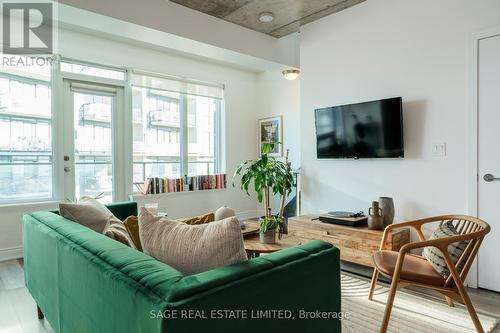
[259,229,276,244]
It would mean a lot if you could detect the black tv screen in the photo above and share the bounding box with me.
[314,97,404,159]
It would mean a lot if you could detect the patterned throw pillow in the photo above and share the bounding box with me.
[103,217,135,248]
[422,220,468,278]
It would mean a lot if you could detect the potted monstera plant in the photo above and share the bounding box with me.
[233,142,294,244]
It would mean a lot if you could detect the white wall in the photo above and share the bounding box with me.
[0,202,58,260]
[300,0,500,221]
[0,26,265,259]
[255,71,301,213]
[256,72,301,168]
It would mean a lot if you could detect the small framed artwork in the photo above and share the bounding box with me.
[258,116,283,157]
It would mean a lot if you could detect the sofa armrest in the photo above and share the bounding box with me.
[23,211,181,333]
[164,241,341,333]
[106,201,138,220]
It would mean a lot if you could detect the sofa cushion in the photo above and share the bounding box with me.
[59,197,120,233]
[177,212,215,225]
[123,216,143,252]
[373,250,445,286]
[139,207,247,275]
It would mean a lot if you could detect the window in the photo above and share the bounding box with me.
[187,95,219,176]
[131,73,223,188]
[0,57,52,202]
[0,58,224,204]
[132,87,182,185]
[60,61,126,81]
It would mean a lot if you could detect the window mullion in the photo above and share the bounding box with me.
[180,94,188,177]
[214,99,221,174]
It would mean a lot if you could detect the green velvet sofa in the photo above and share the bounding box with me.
[23,201,341,333]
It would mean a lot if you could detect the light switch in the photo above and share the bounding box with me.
[432,142,446,157]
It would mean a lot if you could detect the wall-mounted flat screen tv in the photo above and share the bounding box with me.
[314,97,404,159]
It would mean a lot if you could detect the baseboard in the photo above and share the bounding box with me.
[0,246,23,262]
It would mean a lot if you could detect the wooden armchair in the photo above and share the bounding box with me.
[367,215,491,333]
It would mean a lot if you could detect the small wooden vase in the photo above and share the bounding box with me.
[379,197,395,227]
[368,201,384,230]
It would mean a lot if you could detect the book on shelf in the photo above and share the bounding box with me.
[142,173,227,195]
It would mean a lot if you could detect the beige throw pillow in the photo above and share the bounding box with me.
[138,207,247,275]
[103,217,135,248]
[59,196,120,233]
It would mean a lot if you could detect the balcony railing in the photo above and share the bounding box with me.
[0,160,216,196]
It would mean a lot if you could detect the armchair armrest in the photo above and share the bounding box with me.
[398,233,473,254]
[379,215,464,250]
[379,221,427,251]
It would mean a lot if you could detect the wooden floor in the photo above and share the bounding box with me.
[1,259,499,333]
[0,259,54,333]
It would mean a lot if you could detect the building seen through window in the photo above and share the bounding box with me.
[0,59,52,201]
[132,86,219,188]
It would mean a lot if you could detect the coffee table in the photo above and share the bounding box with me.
[242,221,326,258]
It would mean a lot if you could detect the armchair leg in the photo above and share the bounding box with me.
[460,292,483,332]
[443,253,484,333]
[380,278,398,333]
[379,252,405,333]
[368,269,379,300]
[37,305,44,320]
[455,280,484,332]
[445,296,454,307]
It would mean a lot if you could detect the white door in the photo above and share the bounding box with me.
[62,80,124,203]
[478,34,500,292]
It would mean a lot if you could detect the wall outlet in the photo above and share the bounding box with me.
[432,142,447,157]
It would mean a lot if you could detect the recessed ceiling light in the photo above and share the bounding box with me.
[282,69,300,80]
[259,12,274,23]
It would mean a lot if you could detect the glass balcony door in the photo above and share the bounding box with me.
[63,80,123,203]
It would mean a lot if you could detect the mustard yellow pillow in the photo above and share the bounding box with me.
[177,212,215,225]
[123,216,143,252]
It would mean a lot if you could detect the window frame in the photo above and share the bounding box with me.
[59,59,127,82]
[54,59,130,203]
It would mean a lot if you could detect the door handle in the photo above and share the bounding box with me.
[64,166,71,172]
[483,173,500,182]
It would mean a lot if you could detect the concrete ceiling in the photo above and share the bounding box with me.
[169,0,366,38]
